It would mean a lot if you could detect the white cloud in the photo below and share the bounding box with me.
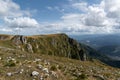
[47,6,65,13]
[47,7,53,10]
[0,0,39,32]
[39,0,120,35]
[51,0,120,35]
[0,28,12,32]
[102,0,120,18]
[0,0,30,18]
[85,5,107,27]
[61,14,84,23]
[72,2,88,12]
[4,17,39,28]
[0,0,120,35]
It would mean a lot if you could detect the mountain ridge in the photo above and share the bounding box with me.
[0,34,114,60]
[0,33,89,61]
[0,33,120,80]
[0,33,106,61]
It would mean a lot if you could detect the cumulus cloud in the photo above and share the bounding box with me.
[85,6,105,26]
[40,0,120,35]
[102,0,120,18]
[52,0,120,34]
[0,0,30,18]
[4,17,39,28]
[0,0,39,31]
[0,0,120,35]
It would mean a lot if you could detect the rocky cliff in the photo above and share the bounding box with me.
[0,33,109,62]
[10,34,90,61]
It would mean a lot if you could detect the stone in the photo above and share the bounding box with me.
[27,43,33,53]
[20,69,24,74]
[43,68,49,73]
[31,71,39,76]
[37,64,43,69]
[40,77,44,80]
[35,58,41,62]
[7,72,13,76]
[0,57,2,60]
[44,73,49,78]
[12,35,27,45]
[51,71,58,78]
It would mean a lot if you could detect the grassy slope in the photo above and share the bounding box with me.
[0,49,120,80]
[0,34,119,80]
[0,34,83,60]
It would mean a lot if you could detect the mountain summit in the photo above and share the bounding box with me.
[0,33,109,61]
[0,33,90,61]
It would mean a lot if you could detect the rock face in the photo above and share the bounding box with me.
[0,33,105,61]
[27,43,33,53]
[10,34,92,61]
[12,35,27,45]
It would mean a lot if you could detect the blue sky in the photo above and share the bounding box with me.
[0,0,120,35]
[13,0,100,22]
[13,0,68,22]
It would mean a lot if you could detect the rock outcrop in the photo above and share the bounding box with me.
[12,35,27,45]
[0,33,106,61]
[9,34,91,61]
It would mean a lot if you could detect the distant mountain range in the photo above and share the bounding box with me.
[71,34,120,61]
